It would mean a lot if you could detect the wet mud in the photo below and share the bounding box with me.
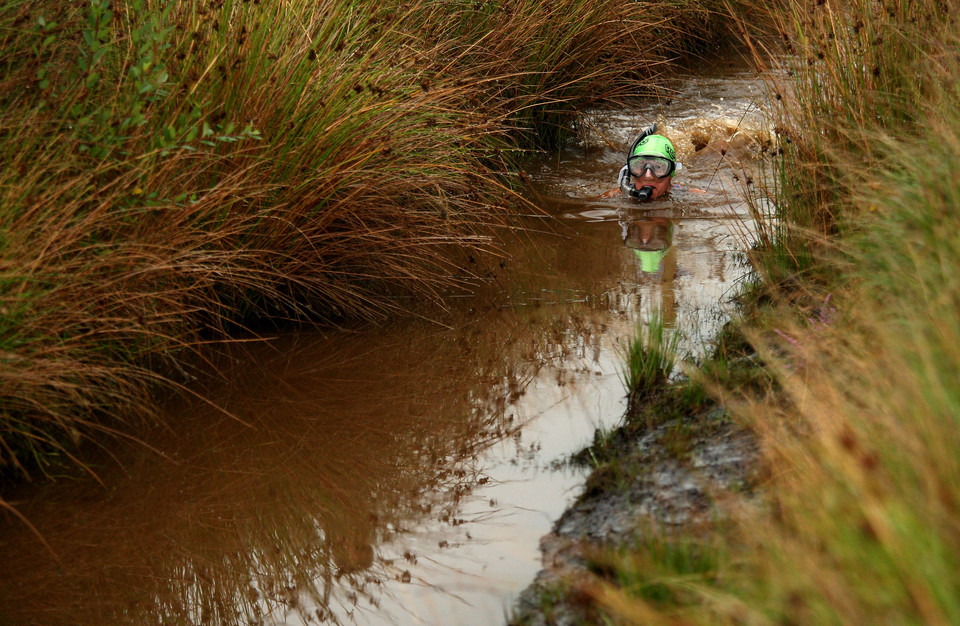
[0,55,767,625]
[511,410,758,626]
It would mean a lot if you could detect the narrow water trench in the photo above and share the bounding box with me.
[0,57,767,626]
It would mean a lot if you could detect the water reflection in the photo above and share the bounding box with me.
[622,215,673,274]
[0,303,630,625]
[620,215,677,326]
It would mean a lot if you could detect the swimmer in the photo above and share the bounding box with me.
[601,123,703,200]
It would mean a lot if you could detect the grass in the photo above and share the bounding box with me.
[621,310,683,406]
[722,2,960,622]
[589,0,960,623]
[575,307,723,477]
[589,534,726,611]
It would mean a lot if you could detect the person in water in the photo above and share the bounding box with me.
[601,123,688,200]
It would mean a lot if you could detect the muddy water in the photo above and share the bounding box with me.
[0,58,766,625]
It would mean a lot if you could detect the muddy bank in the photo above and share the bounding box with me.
[511,400,758,625]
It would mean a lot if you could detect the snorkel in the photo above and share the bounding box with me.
[621,123,659,200]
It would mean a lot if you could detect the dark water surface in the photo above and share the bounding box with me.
[0,57,767,625]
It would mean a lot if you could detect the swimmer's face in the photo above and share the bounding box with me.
[633,169,672,199]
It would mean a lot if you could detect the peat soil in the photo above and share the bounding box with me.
[511,398,758,624]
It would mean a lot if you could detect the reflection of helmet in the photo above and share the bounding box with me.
[631,135,676,162]
[623,220,673,251]
[634,249,667,273]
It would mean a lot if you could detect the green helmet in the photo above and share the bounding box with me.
[631,134,676,162]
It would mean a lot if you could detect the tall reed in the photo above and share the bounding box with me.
[595,0,960,622]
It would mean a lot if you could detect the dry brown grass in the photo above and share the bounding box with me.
[593,0,960,622]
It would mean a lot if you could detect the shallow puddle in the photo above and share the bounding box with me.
[0,56,767,625]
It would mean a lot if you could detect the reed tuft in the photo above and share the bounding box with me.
[601,0,960,622]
